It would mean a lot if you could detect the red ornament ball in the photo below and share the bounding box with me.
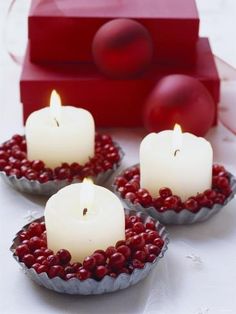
[143,75,216,136]
[92,18,153,79]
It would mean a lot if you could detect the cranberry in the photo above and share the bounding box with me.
[36,256,46,264]
[12,150,25,160]
[83,256,96,271]
[145,244,160,256]
[159,206,168,213]
[125,192,136,202]
[164,196,179,209]
[92,252,106,266]
[117,267,129,275]
[22,254,35,268]
[37,265,48,274]
[38,172,50,183]
[33,249,46,258]
[28,236,43,251]
[28,222,43,237]
[133,222,145,233]
[31,160,45,172]
[105,246,117,257]
[12,134,23,143]
[57,167,71,180]
[213,164,226,176]
[132,259,144,269]
[153,238,164,249]
[216,177,230,189]
[76,268,91,281]
[195,194,209,207]
[71,262,82,271]
[32,263,41,272]
[204,189,217,200]
[0,150,9,160]
[70,162,81,175]
[184,198,199,213]
[159,187,172,199]
[19,231,30,242]
[3,165,12,175]
[116,245,131,260]
[146,254,156,263]
[56,249,71,265]
[47,254,60,267]
[127,234,145,250]
[15,244,30,259]
[0,159,7,170]
[95,265,108,279]
[214,193,226,204]
[109,252,125,270]
[48,265,64,278]
[146,231,159,243]
[133,250,146,262]
[25,171,38,181]
[44,249,54,257]
[145,220,156,230]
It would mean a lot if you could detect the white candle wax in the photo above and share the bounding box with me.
[45,181,125,262]
[25,91,95,168]
[140,126,213,201]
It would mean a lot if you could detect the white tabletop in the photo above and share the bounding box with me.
[0,1,236,314]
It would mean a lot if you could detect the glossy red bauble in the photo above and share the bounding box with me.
[92,19,153,79]
[143,75,216,136]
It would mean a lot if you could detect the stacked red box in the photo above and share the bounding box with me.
[20,0,220,127]
[28,0,199,66]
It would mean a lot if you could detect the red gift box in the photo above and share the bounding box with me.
[20,38,220,127]
[29,0,199,66]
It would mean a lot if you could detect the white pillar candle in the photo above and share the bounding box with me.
[140,125,213,201]
[45,179,125,262]
[25,90,95,168]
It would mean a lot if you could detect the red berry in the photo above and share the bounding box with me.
[127,234,145,250]
[146,254,156,263]
[0,159,7,170]
[47,255,60,267]
[28,236,43,251]
[145,244,160,256]
[31,160,45,171]
[38,172,50,183]
[105,246,117,257]
[204,189,217,200]
[12,134,23,143]
[184,198,199,213]
[109,252,125,270]
[159,187,172,199]
[56,249,71,265]
[152,238,164,249]
[15,244,30,259]
[214,193,226,204]
[32,263,41,272]
[133,222,145,233]
[37,265,48,274]
[164,196,179,209]
[19,231,30,242]
[133,250,146,262]
[146,230,159,243]
[28,222,43,237]
[48,265,64,278]
[9,168,21,178]
[76,268,91,280]
[216,176,230,189]
[65,273,77,280]
[22,254,35,268]
[132,259,144,269]
[145,220,156,230]
[44,249,54,257]
[70,262,82,271]
[25,171,38,181]
[92,252,106,266]
[125,192,136,203]
[57,167,71,180]
[3,165,12,175]
[0,150,9,160]
[83,256,96,271]
[213,164,225,176]
[116,245,131,260]
[33,249,46,258]
[36,255,46,264]
[95,265,108,279]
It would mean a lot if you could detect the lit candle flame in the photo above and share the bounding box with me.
[50,90,62,127]
[172,124,182,156]
[80,178,94,216]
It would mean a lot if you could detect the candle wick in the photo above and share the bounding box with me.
[83,208,88,216]
[54,118,59,127]
[174,149,180,157]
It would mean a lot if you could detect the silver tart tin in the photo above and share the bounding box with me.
[113,165,236,225]
[10,208,169,295]
[0,143,124,196]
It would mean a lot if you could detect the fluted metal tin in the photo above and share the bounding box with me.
[0,143,124,196]
[10,208,169,295]
[114,165,236,225]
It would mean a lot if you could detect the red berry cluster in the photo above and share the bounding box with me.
[0,134,120,183]
[14,215,164,281]
[114,164,232,213]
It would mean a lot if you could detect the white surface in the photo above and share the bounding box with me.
[0,1,236,314]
